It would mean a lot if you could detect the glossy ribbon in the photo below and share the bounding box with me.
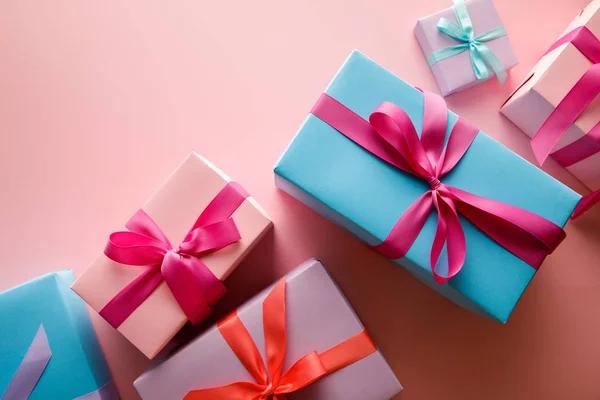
[311,90,566,283]
[526,26,600,218]
[1,325,117,400]
[427,0,507,84]
[100,181,249,328]
[531,26,600,166]
[184,278,377,400]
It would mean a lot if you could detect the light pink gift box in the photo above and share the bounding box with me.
[415,0,518,96]
[501,0,600,191]
[72,153,273,359]
[134,259,403,400]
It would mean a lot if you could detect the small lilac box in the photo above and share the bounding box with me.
[415,0,518,96]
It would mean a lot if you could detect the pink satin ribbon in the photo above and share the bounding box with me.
[99,181,249,328]
[531,26,600,167]
[311,91,566,283]
[529,26,600,218]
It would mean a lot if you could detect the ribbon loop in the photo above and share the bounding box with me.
[184,278,377,399]
[99,181,249,328]
[311,90,566,283]
[427,0,508,85]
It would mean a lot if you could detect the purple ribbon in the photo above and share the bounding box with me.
[1,324,118,400]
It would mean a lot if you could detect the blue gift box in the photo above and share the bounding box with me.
[0,270,116,399]
[274,50,580,323]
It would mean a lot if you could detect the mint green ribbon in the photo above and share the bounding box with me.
[427,0,507,84]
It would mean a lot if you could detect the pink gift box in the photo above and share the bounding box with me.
[501,0,600,191]
[71,153,272,359]
[415,0,518,96]
[133,259,403,400]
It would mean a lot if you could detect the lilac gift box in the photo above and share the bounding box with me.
[134,259,402,400]
[415,0,518,96]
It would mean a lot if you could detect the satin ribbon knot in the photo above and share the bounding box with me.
[184,278,377,400]
[99,181,250,328]
[311,89,566,283]
[427,0,508,84]
[261,384,275,397]
[427,176,442,190]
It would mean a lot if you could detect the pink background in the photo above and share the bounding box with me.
[0,0,599,399]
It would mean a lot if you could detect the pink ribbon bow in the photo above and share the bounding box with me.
[99,181,249,328]
[311,90,566,283]
[528,26,600,218]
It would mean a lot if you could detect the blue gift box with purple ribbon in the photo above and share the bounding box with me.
[0,270,118,400]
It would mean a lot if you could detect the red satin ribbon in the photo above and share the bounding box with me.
[184,278,376,400]
[99,181,249,328]
[311,91,566,283]
[529,26,600,218]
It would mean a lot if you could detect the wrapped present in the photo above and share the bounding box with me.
[415,0,518,96]
[274,50,580,323]
[501,0,600,192]
[0,270,118,399]
[133,259,402,400]
[72,153,273,358]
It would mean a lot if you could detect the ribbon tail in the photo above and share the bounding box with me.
[430,193,466,283]
[1,325,52,400]
[572,190,600,219]
[372,192,434,260]
[99,266,163,328]
[474,42,507,84]
[276,352,327,394]
[469,45,490,81]
[217,314,269,386]
[161,253,226,325]
[73,380,119,400]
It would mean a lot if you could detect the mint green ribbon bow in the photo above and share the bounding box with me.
[427,0,507,84]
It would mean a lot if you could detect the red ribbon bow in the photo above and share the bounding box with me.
[528,26,600,218]
[311,90,566,283]
[99,181,249,328]
[184,278,377,400]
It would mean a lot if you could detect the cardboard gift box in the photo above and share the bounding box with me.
[0,271,118,400]
[72,153,273,359]
[415,0,518,96]
[134,259,402,400]
[501,0,600,191]
[274,50,580,323]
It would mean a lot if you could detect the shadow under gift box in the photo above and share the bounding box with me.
[133,259,402,400]
[501,0,600,191]
[274,50,580,323]
[72,153,273,359]
[0,271,117,399]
